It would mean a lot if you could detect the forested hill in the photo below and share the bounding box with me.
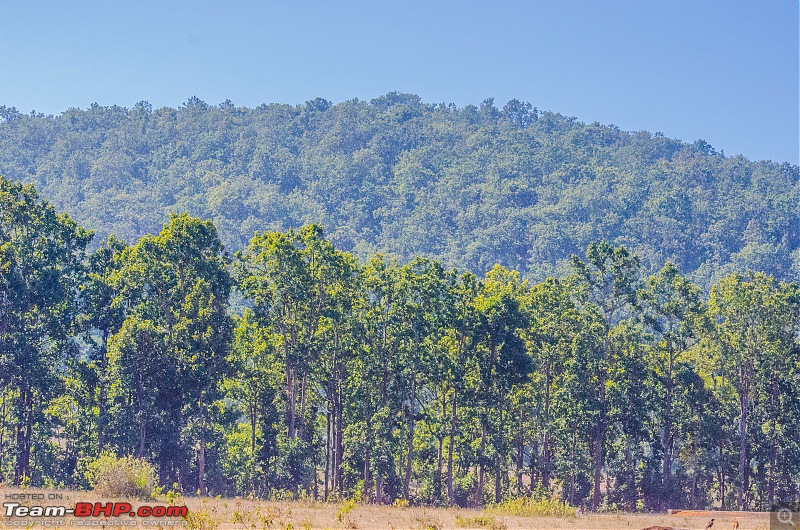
[0,94,796,287]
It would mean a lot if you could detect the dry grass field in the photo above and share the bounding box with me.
[0,488,771,530]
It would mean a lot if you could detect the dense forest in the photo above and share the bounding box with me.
[0,94,797,289]
[1,175,798,512]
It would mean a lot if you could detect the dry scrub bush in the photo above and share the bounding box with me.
[485,497,576,517]
[84,453,158,499]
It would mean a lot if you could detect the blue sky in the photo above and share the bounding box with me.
[1,0,797,163]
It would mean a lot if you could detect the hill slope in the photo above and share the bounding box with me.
[0,94,796,286]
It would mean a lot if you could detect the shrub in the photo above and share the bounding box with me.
[485,497,576,517]
[230,501,290,530]
[337,499,358,529]
[184,498,221,530]
[451,474,478,507]
[84,452,158,499]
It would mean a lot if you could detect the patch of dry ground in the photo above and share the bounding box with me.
[0,488,770,530]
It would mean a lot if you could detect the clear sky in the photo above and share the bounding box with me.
[1,0,797,163]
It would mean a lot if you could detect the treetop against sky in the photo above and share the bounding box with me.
[0,0,797,163]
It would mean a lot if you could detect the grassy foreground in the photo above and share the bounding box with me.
[0,488,770,530]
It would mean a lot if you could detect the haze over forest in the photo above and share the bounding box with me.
[0,93,796,288]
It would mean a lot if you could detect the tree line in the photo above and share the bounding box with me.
[0,94,797,289]
[0,174,798,512]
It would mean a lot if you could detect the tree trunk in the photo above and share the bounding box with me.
[335,393,344,493]
[495,454,502,504]
[376,474,384,504]
[515,412,524,493]
[690,444,697,509]
[312,441,319,500]
[738,367,750,510]
[198,394,207,496]
[570,428,577,506]
[364,418,372,502]
[593,337,608,511]
[332,406,339,494]
[477,422,487,506]
[768,373,778,506]
[625,439,634,510]
[298,374,307,440]
[324,408,331,500]
[326,345,338,500]
[250,401,257,454]
[198,436,207,496]
[437,436,444,495]
[138,418,147,457]
[22,407,32,484]
[404,374,417,501]
[661,350,674,511]
[542,363,552,490]
[14,387,31,485]
[719,442,726,510]
[447,393,456,505]
[0,386,7,476]
[592,424,606,509]
[98,329,110,452]
[288,366,296,439]
[542,432,551,490]
[136,363,147,457]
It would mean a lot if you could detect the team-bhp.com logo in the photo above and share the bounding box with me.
[3,502,188,527]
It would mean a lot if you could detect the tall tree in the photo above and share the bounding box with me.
[472,265,531,504]
[639,262,706,509]
[394,258,452,502]
[525,277,583,493]
[440,271,480,505]
[82,236,128,453]
[0,176,92,484]
[109,213,232,492]
[351,254,403,502]
[708,271,800,509]
[570,241,641,509]
[236,224,353,493]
